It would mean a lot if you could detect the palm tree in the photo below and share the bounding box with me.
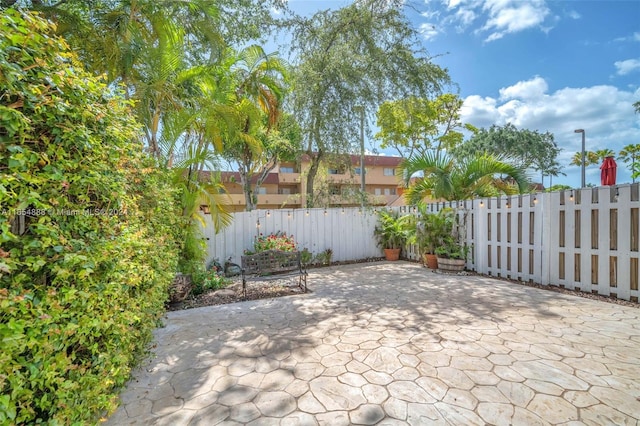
[594,149,615,161]
[569,151,599,167]
[223,45,290,210]
[399,152,531,203]
[619,144,640,183]
[233,44,289,131]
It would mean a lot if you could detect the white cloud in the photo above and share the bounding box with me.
[460,95,500,124]
[614,31,640,43]
[499,76,548,100]
[567,10,580,20]
[419,22,440,41]
[460,78,640,185]
[481,0,550,42]
[446,0,462,9]
[454,8,476,29]
[423,0,552,42]
[614,58,640,75]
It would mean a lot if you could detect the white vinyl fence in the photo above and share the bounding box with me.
[200,207,384,266]
[200,183,640,302]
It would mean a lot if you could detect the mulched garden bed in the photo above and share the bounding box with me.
[166,278,308,311]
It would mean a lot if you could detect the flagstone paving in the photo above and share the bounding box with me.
[106,262,640,425]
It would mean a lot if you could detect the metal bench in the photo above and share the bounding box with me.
[240,250,308,298]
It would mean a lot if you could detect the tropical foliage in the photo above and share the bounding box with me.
[414,207,455,255]
[373,210,413,250]
[399,152,531,204]
[618,144,640,183]
[569,151,599,168]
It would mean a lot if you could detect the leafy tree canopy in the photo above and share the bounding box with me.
[375,93,465,158]
[546,184,572,192]
[454,123,561,184]
[288,0,450,207]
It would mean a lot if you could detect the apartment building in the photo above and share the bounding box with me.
[218,154,406,212]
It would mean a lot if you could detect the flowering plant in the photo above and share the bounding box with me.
[245,231,297,254]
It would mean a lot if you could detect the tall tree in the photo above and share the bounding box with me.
[454,123,561,185]
[7,0,288,155]
[375,93,465,158]
[289,0,450,207]
[399,152,531,203]
[594,148,615,161]
[221,45,293,211]
[619,144,640,183]
[569,151,599,168]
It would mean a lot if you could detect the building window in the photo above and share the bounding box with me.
[257,187,267,195]
[383,167,395,176]
[280,166,294,173]
[355,167,366,175]
[382,188,397,195]
[280,188,291,195]
[328,168,342,175]
[374,188,382,195]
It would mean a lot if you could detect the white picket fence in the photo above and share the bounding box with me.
[200,183,640,301]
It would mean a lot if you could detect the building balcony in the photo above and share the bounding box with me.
[277,173,301,183]
[223,193,303,208]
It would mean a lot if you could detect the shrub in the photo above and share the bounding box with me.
[191,267,229,296]
[0,11,182,425]
[245,231,297,254]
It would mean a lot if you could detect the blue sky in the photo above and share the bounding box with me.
[279,0,640,188]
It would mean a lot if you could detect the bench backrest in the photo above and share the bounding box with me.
[241,250,301,275]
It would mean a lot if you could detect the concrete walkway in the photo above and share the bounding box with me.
[106,262,640,425]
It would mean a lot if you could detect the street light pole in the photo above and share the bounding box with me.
[574,129,586,188]
[359,106,365,196]
[354,106,366,208]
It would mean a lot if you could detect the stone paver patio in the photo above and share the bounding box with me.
[106,261,640,425]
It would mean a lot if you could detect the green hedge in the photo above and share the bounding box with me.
[0,11,183,425]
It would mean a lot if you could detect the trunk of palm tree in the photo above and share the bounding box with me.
[239,163,257,212]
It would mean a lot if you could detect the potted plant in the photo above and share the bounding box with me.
[415,207,454,269]
[374,209,411,261]
[435,235,469,272]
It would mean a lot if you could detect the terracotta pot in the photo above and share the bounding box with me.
[383,248,401,261]
[437,257,465,272]
[423,253,438,269]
